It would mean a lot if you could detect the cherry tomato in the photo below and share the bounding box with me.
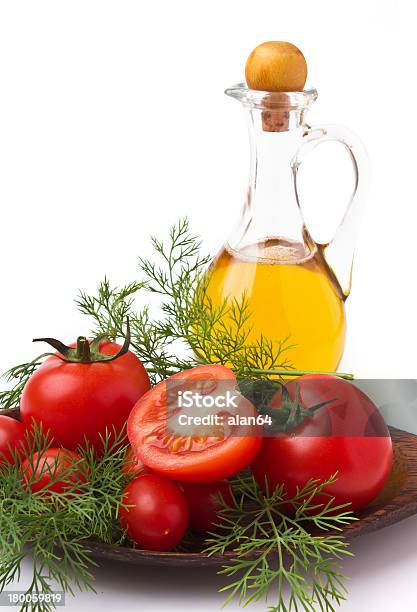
[181,480,234,533]
[119,473,189,551]
[127,365,261,482]
[21,448,87,494]
[251,375,393,512]
[21,340,150,452]
[122,447,151,478]
[0,415,26,464]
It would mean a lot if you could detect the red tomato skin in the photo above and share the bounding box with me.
[251,375,393,512]
[0,416,26,464]
[21,448,87,494]
[127,364,262,482]
[251,435,392,512]
[119,474,189,551]
[181,480,233,533]
[20,341,150,452]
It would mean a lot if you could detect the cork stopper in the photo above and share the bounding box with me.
[261,94,291,132]
[225,85,317,133]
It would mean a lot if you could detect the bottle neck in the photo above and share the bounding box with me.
[230,107,312,254]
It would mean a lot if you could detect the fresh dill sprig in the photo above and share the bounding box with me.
[0,423,130,611]
[75,218,294,384]
[205,474,357,612]
[0,357,46,410]
[76,278,144,342]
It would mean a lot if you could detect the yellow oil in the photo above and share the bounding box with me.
[204,238,346,371]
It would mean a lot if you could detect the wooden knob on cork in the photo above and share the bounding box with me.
[245,41,307,92]
[245,42,307,132]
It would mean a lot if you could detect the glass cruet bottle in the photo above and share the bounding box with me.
[204,84,369,372]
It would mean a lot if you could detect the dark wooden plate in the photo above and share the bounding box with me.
[80,427,417,567]
[2,405,416,567]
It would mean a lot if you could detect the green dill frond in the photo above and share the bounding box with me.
[74,218,293,385]
[204,474,357,611]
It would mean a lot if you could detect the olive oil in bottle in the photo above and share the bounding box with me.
[205,238,346,371]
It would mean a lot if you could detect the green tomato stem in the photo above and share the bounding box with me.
[249,368,354,380]
[145,366,354,381]
[32,319,131,364]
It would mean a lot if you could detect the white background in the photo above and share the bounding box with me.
[0,1,416,611]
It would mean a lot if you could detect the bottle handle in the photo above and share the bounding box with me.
[292,124,370,297]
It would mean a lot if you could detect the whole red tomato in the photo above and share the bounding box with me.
[181,480,234,533]
[119,473,189,551]
[128,364,261,482]
[251,375,393,512]
[0,415,27,464]
[20,335,150,452]
[21,448,87,494]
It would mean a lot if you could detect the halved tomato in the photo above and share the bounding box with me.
[127,365,261,482]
